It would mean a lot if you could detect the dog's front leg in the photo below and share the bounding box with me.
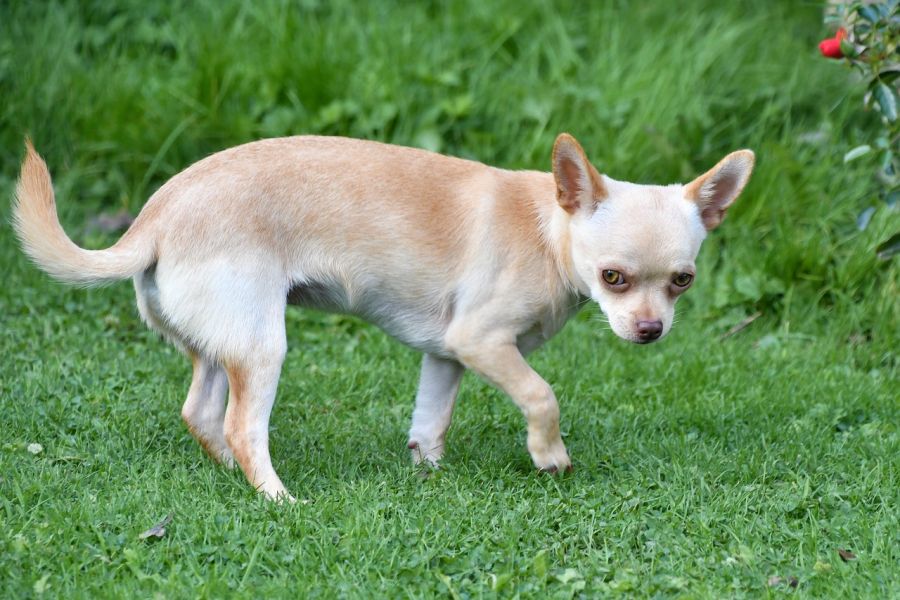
[451,339,571,473]
[407,354,465,466]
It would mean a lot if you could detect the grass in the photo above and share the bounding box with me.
[1,0,898,597]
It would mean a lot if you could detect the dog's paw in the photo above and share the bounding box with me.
[260,484,300,504]
[539,462,574,475]
[218,449,236,469]
[408,439,443,467]
[529,438,572,474]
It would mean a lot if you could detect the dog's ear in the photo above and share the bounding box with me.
[552,133,607,214]
[684,150,755,230]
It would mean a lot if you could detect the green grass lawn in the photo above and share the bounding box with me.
[1,0,898,597]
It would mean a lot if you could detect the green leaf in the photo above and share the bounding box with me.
[756,333,781,350]
[413,128,443,153]
[491,572,514,591]
[843,144,872,162]
[875,231,900,260]
[857,206,876,230]
[532,550,548,578]
[872,81,898,122]
[439,94,473,118]
[33,574,50,595]
[840,38,856,58]
[877,69,900,86]
[435,572,461,600]
[814,560,833,574]
[881,150,896,178]
[734,274,762,302]
[556,568,583,584]
[857,5,880,22]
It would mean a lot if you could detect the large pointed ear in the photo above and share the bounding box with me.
[684,150,755,230]
[552,133,607,214]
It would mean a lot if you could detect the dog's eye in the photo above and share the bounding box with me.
[601,269,625,285]
[673,273,694,287]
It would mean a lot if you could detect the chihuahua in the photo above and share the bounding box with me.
[14,134,753,500]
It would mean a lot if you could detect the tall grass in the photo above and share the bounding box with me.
[2,1,895,341]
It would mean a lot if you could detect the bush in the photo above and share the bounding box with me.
[821,0,900,259]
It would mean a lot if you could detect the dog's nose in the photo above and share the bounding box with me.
[635,320,663,342]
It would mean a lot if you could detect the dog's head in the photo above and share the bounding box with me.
[552,133,754,343]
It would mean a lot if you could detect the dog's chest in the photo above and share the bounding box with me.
[517,295,584,355]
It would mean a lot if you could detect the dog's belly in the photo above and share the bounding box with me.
[287,278,453,356]
[287,278,349,312]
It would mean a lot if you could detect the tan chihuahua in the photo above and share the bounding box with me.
[14,134,753,501]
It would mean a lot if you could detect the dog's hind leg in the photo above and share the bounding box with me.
[134,269,235,466]
[145,256,294,501]
[222,344,291,501]
[407,354,464,466]
[182,354,233,466]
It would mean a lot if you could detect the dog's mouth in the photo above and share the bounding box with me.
[599,308,667,344]
[611,328,667,345]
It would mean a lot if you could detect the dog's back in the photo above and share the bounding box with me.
[137,136,561,354]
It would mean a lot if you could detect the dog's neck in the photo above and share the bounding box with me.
[516,170,588,298]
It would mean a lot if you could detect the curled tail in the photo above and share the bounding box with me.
[13,140,155,286]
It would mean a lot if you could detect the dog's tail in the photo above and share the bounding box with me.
[13,140,156,286]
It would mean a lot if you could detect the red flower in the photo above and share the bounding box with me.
[819,27,847,59]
